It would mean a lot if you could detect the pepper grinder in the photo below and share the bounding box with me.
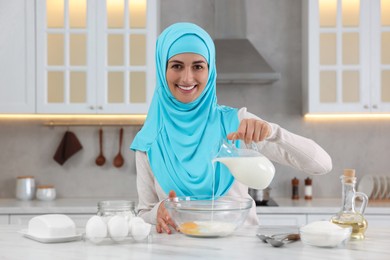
[291,177,299,200]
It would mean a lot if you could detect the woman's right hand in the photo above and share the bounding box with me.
[156,190,178,234]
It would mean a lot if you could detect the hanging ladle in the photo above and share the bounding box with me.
[113,128,124,168]
[95,128,106,166]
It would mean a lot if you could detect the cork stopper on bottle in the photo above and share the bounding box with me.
[343,169,356,183]
[344,169,355,177]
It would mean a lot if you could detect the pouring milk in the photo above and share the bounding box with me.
[213,141,275,190]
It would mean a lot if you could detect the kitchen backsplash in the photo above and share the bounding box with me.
[1,0,390,199]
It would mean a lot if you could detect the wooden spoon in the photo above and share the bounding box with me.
[95,128,106,166]
[113,128,124,168]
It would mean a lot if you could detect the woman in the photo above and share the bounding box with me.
[131,22,332,234]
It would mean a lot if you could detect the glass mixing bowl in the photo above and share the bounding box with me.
[164,196,252,238]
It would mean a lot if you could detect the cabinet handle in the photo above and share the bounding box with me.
[89,106,95,110]
[98,106,103,110]
[363,105,369,109]
[372,105,378,109]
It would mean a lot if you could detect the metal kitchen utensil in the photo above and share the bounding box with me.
[256,233,300,247]
[256,233,272,243]
[113,128,124,168]
[266,233,300,247]
[95,128,106,166]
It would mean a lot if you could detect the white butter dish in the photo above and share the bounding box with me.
[19,214,82,243]
[19,229,82,243]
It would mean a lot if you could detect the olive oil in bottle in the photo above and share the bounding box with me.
[330,169,368,240]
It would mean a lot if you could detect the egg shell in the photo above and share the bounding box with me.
[85,216,107,243]
[131,222,151,241]
[128,216,145,234]
[108,215,129,241]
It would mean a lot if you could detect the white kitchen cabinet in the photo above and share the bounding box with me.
[364,214,390,228]
[306,214,333,222]
[305,213,390,228]
[0,215,9,225]
[0,0,35,113]
[302,0,390,114]
[9,214,94,228]
[36,0,157,114]
[258,214,307,226]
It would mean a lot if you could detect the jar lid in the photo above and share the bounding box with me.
[98,200,135,211]
[37,185,55,189]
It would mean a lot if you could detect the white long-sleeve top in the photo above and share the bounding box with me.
[134,108,332,226]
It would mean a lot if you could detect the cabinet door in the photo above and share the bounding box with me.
[303,0,371,114]
[307,214,333,223]
[365,214,390,228]
[0,215,9,224]
[95,0,156,114]
[258,214,307,226]
[370,0,390,112]
[36,0,97,114]
[0,0,35,113]
[10,214,94,228]
[36,0,156,114]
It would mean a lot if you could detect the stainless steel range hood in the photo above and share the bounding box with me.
[214,0,280,84]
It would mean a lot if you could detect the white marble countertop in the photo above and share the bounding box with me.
[1,198,389,215]
[0,224,388,260]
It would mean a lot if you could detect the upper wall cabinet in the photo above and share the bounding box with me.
[302,0,390,114]
[36,0,157,114]
[0,0,35,113]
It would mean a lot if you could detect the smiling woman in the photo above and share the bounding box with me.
[130,22,332,235]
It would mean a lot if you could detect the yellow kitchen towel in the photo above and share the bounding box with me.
[53,131,83,165]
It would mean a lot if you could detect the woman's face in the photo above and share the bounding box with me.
[166,53,209,103]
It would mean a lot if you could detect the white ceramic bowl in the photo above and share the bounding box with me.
[299,221,352,248]
[36,186,56,201]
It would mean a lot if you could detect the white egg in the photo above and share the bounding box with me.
[128,216,145,234]
[85,216,107,243]
[131,222,151,241]
[107,215,129,241]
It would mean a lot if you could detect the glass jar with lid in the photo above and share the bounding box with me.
[97,200,136,222]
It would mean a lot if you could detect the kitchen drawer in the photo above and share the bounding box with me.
[365,215,390,229]
[9,214,94,228]
[258,214,306,226]
[0,215,9,225]
[306,214,333,223]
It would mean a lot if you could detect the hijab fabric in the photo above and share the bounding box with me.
[131,22,239,197]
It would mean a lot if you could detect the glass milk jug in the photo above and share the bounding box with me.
[331,169,368,240]
[213,140,275,190]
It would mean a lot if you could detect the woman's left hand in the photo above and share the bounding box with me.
[156,190,178,234]
[227,118,272,144]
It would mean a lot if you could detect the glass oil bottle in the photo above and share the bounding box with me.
[331,169,368,240]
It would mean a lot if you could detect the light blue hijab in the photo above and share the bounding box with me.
[131,22,240,197]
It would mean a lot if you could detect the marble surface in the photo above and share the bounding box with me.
[1,198,389,215]
[0,224,389,260]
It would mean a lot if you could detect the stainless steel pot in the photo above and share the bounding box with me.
[249,187,271,203]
